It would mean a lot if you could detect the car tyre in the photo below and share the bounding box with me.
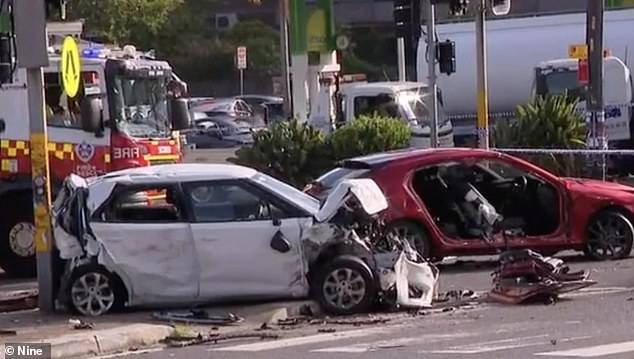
[0,196,36,278]
[386,221,432,259]
[68,266,126,316]
[584,210,634,261]
[313,256,377,316]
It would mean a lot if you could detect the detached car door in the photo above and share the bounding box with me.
[183,179,309,301]
[90,184,199,305]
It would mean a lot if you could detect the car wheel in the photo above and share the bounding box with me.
[313,256,377,316]
[584,210,634,261]
[0,196,36,278]
[387,221,432,259]
[68,266,125,316]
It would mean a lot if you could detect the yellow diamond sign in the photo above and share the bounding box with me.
[61,36,81,98]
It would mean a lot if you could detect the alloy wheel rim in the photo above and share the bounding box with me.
[587,215,631,259]
[8,222,35,258]
[71,272,115,316]
[322,268,366,310]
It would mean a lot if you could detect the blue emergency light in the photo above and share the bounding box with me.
[81,47,105,59]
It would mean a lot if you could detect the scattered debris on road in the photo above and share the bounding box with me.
[164,332,280,348]
[68,318,94,330]
[152,310,243,325]
[0,329,17,336]
[488,249,597,304]
[0,289,38,312]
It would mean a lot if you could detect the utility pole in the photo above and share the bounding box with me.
[278,0,292,117]
[475,0,489,149]
[394,0,411,82]
[425,0,439,147]
[14,0,54,311]
[586,0,606,179]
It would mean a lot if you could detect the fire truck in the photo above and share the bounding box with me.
[0,23,191,277]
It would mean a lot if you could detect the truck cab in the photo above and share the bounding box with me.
[533,56,633,143]
[337,81,455,148]
[0,43,191,277]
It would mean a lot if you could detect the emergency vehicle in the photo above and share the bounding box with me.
[0,24,191,277]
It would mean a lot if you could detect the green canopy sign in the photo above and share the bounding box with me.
[289,0,335,55]
[606,0,634,8]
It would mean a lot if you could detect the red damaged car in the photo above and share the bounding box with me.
[305,148,634,261]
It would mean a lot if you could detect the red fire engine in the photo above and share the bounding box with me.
[0,24,191,277]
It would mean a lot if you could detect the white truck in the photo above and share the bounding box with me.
[307,79,455,148]
[533,55,633,143]
[416,8,634,139]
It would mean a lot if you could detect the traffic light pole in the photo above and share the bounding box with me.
[278,0,292,118]
[586,0,606,180]
[475,0,490,149]
[425,0,439,147]
[397,37,406,81]
[15,0,55,312]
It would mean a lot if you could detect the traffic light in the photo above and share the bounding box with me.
[394,0,421,40]
[449,0,469,16]
[45,0,66,20]
[491,0,511,16]
[437,39,456,75]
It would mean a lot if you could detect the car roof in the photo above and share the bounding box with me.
[341,81,429,94]
[94,163,258,185]
[340,147,494,169]
[237,95,283,102]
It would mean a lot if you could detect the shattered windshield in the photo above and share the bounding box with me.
[112,76,171,138]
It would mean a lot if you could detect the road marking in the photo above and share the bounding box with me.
[95,347,164,358]
[208,327,385,352]
[422,335,590,355]
[562,286,634,298]
[535,341,634,357]
[311,332,479,353]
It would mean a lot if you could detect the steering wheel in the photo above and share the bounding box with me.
[512,175,529,193]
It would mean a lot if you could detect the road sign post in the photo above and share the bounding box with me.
[236,46,247,95]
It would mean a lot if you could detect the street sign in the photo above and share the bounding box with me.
[60,36,81,98]
[236,46,247,70]
[568,44,588,59]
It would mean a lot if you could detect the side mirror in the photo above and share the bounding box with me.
[270,230,291,253]
[170,98,192,130]
[80,96,102,133]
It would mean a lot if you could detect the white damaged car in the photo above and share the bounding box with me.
[52,164,438,316]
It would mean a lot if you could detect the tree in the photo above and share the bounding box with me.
[67,0,187,46]
[221,20,280,78]
[493,94,587,176]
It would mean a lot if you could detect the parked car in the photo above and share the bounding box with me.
[187,116,255,148]
[305,148,634,262]
[192,98,254,120]
[52,164,406,316]
[235,95,285,125]
[235,94,283,110]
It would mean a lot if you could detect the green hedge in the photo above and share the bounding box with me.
[229,115,411,188]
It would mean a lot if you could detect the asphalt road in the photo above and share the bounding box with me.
[104,253,634,359]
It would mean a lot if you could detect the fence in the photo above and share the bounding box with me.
[493,148,634,182]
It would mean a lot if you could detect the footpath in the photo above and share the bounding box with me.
[0,288,313,359]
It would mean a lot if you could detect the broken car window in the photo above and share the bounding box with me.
[103,186,184,223]
[184,182,284,223]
